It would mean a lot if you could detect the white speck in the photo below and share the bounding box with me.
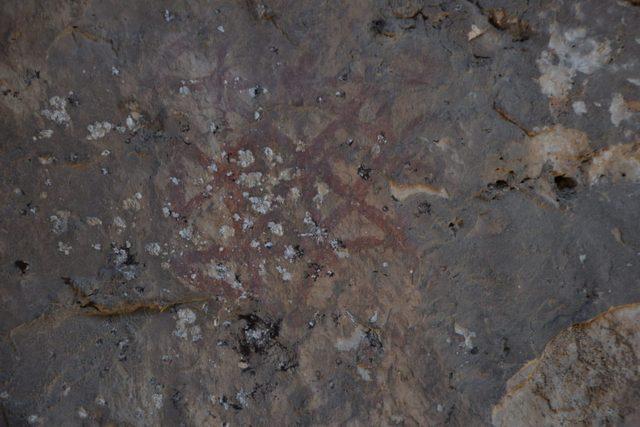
[254,110,261,120]
[250,239,260,248]
[579,254,587,263]
[113,216,127,229]
[237,172,262,188]
[152,393,164,410]
[437,404,444,412]
[610,93,633,127]
[27,415,40,425]
[276,265,292,281]
[170,176,180,185]
[242,216,254,231]
[174,308,197,339]
[629,78,640,87]
[467,24,485,41]
[41,96,70,126]
[125,114,141,131]
[572,101,587,115]
[454,323,476,350]
[145,242,162,256]
[369,311,378,323]
[101,149,111,156]
[179,226,193,240]
[217,25,225,32]
[219,224,235,238]
[357,366,372,381]
[111,66,120,76]
[248,195,271,214]
[86,121,113,140]
[313,182,329,207]
[283,245,296,261]
[122,195,141,211]
[58,241,72,255]
[536,26,611,99]
[50,211,70,234]
[86,216,102,226]
[77,407,88,419]
[179,85,190,95]
[289,187,301,202]
[267,221,284,236]
[92,243,102,251]
[36,129,53,139]
[191,324,202,342]
[164,9,174,22]
[237,150,255,168]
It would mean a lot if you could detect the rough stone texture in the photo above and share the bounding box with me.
[493,303,640,426]
[0,0,639,425]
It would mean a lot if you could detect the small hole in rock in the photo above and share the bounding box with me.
[554,175,577,191]
[15,260,29,274]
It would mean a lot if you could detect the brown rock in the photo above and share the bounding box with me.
[493,304,640,426]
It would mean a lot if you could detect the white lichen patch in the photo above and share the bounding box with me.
[179,226,194,240]
[247,194,272,214]
[237,149,255,168]
[151,393,163,410]
[313,182,330,207]
[609,93,634,127]
[50,210,70,234]
[241,216,254,231]
[263,147,283,165]
[267,221,283,236]
[237,172,262,188]
[283,245,297,261]
[174,308,201,341]
[126,112,142,131]
[454,323,477,350]
[123,193,142,211]
[86,216,102,226]
[179,84,191,95]
[537,26,611,100]
[206,262,243,289]
[467,24,486,41]
[33,129,53,140]
[572,101,587,115]
[86,121,113,140]
[275,265,292,281]
[42,96,70,126]
[357,365,372,381]
[113,216,127,229]
[330,238,350,259]
[219,224,235,239]
[289,187,301,202]
[145,242,162,256]
[58,241,72,255]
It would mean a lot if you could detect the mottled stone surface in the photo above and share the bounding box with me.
[493,303,640,426]
[1,0,639,425]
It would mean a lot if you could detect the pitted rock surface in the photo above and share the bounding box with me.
[1,0,640,425]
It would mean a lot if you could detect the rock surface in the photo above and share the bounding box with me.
[493,303,640,426]
[1,0,639,425]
